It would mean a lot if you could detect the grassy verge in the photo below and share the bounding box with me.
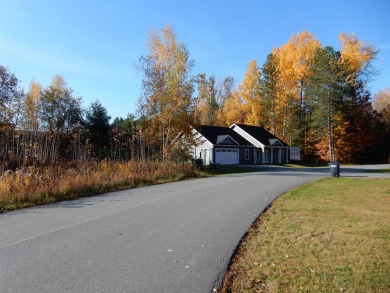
[282,162,329,168]
[219,178,390,293]
[367,168,390,173]
[0,161,196,212]
[201,165,261,175]
[0,162,258,213]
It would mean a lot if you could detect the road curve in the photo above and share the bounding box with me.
[0,165,388,293]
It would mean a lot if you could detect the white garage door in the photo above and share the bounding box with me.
[215,148,239,165]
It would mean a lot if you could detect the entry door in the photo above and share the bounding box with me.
[204,149,209,165]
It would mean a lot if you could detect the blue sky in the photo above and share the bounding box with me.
[1,0,389,120]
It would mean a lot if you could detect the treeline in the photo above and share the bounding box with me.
[195,31,390,163]
[0,72,148,171]
[1,26,390,171]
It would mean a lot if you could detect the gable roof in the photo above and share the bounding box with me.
[216,135,238,145]
[196,125,253,146]
[231,124,289,146]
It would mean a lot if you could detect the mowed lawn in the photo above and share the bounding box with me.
[220,177,390,293]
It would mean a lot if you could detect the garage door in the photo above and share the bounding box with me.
[215,148,239,165]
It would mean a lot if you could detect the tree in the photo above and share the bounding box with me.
[261,53,279,133]
[23,81,42,131]
[219,90,246,126]
[85,100,111,150]
[272,31,321,145]
[336,80,377,163]
[0,65,25,127]
[195,73,218,125]
[339,32,378,87]
[215,76,235,126]
[306,46,344,161]
[40,75,83,133]
[137,25,197,161]
[239,60,262,125]
[336,34,379,163]
[372,88,390,124]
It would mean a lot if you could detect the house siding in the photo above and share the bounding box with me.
[192,124,289,166]
[192,131,213,165]
[238,147,256,165]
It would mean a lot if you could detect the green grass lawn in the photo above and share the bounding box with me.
[219,178,390,293]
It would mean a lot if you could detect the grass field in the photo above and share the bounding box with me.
[0,162,258,213]
[219,178,390,293]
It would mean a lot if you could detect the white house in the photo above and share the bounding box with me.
[191,124,290,165]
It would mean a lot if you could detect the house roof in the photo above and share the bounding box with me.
[196,125,253,146]
[232,124,289,146]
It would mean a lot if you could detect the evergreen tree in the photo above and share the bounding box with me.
[306,46,344,161]
[85,100,111,149]
[261,53,279,133]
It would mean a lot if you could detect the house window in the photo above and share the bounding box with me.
[256,149,262,160]
[245,149,249,160]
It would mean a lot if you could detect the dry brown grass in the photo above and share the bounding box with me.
[220,178,390,293]
[0,160,198,212]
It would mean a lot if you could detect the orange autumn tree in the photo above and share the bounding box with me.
[271,31,322,146]
[339,33,378,86]
[218,90,246,126]
[334,33,378,163]
[218,61,262,126]
[239,60,263,125]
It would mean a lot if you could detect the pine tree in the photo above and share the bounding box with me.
[306,47,344,161]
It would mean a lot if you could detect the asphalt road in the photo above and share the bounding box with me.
[1,165,389,293]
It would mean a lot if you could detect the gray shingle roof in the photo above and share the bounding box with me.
[232,124,289,146]
[196,125,253,146]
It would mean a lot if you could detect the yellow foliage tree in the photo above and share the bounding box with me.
[339,33,378,85]
[272,31,322,145]
[138,25,197,161]
[219,90,245,126]
[372,88,390,113]
[238,60,262,125]
[23,81,42,131]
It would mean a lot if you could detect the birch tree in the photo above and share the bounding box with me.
[137,25,196,161]
[23,81,42,131]
[196,73,218,125]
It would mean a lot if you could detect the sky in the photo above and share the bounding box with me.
[1,0,389,120]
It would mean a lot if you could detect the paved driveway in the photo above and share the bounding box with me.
[0,165,388,293]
